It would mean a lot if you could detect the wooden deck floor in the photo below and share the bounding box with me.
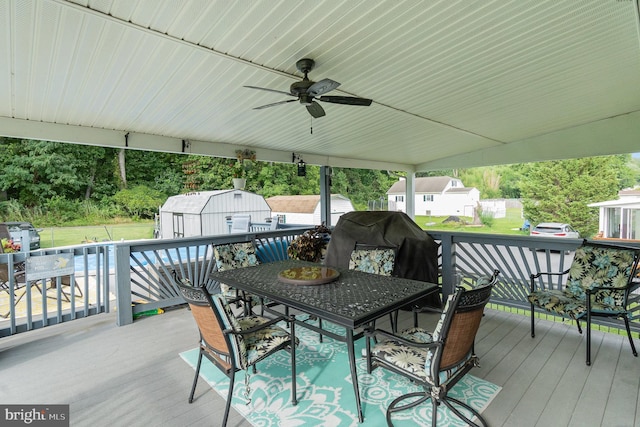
[1,305,638,427]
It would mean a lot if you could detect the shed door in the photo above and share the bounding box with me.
[173,214,184,238]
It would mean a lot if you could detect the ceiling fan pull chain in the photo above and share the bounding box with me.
[310,117,313,134]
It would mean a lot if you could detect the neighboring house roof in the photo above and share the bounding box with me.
[387,176,460,194]
[619,189,640,197]
[266,194,351,214]
[588,188,640,207]
[267,195,320,214]
[589,197,640,208]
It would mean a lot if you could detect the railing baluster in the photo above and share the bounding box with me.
[4,229,638,336]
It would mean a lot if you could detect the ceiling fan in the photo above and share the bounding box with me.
[244,58,372,118]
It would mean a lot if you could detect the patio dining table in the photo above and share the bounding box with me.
[208,259,439,422]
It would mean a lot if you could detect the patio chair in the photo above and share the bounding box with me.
[0,223,10,240]
[349,245,398,330]
[0,243,28,318]
[47,275,83,302]
[365,280,495,426]
[269,217,279,230]
[177,278,297,427]
[229,214,251,233]
[410,270,500,328]
[213,242,262,314]
[528,239,640,365]
[0,265,27,318]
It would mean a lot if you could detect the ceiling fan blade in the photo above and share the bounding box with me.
[244,85,295,97]
[318,96,372,106]
[307,79,340,97]
[306,101,326,118]
[253,99,298,110]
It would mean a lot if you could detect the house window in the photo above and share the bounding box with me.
[396,195,404,202]
[424,195,434,202]
[451,180,458,187]
[631,210,640,240]
[606,207,621,238]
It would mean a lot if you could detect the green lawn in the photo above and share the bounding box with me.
[36,208,525,249]
[39,221,155,249]
[416,207,528,235]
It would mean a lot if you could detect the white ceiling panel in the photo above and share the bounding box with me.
[1,0,639,172]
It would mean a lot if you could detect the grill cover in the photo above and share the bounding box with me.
[324,211,440,308]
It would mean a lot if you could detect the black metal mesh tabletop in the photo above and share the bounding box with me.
[209,259,438,328]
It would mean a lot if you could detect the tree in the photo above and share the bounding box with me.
[117,148,127,189]
[0,138,116,206]
[458,167,502,199]
[113,185,166,219]
[519,156,627,237]
[331,168,398,210]
[123,150,183,195]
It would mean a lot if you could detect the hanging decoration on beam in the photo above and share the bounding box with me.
[292,153,306,177]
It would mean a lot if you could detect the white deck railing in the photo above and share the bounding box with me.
[3,229,639,337]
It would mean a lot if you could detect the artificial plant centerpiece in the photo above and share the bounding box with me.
[287,224,332,262]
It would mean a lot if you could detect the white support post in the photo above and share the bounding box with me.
[405,172,416,220]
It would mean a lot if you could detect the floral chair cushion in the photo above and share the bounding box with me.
[348,248,395,276]
[528,244,637,319]
[214,242,260,296]
[239,316,298,366]
[214,242,260,271]
[471,275,492,288]
[527,289,587,318]
[211,293,247,365]
[211,293,295,369]
[563,244,635,306]
[372,293,465,386]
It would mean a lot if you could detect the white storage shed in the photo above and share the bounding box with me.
[159,190,271,239]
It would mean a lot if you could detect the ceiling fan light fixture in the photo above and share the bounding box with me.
[297,159,306,177]
[299,94,313,106]
[293,153,307,176]
[245,58,373,118]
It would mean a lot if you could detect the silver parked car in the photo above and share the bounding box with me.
[530,222,580,239]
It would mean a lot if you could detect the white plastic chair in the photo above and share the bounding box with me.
[230,215,251,233]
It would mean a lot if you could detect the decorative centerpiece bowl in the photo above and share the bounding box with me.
[277,266,340,285]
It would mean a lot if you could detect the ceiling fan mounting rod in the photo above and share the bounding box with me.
[296,58,315,75]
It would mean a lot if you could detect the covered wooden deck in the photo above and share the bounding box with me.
[1,304,637,426]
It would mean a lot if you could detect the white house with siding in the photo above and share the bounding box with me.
[266,194,355,225]
[159,190,271,238]
[387,176,480,217]
[588,189,640,240]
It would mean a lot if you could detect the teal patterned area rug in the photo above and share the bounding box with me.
[179,321,500,426]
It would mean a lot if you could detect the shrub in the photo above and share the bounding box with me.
[479,210,495,227]
[113,185,166,219]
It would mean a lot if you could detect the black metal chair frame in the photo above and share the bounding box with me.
[410,269,500,328]
[177,279,297,427]
[365,281,495,427]
[0,260,27,318]
[529,240,640,365]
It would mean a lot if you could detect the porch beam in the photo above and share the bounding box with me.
[320,166,332,227]
[405,173,415,220]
